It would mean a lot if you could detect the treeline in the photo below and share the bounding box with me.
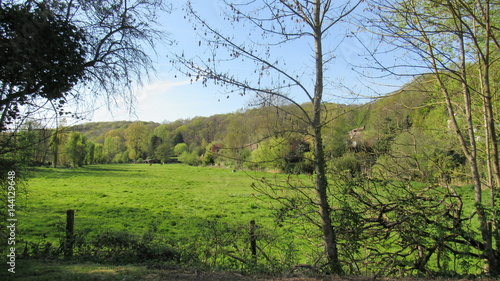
[11,103,363,169]
[15,74,468,181]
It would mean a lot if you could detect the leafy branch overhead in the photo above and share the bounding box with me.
[0,0,169,131]
[0,2,86,129]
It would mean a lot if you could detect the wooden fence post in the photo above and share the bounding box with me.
[250,220,257,260]
[65,209,75,257]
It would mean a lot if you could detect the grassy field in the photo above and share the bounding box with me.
[18,164,283,243]
[2,164,492,279]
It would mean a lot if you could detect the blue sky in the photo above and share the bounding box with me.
[89,1,249,123]
[87,0,407,124]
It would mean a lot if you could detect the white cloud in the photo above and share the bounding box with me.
[135,79,191,102]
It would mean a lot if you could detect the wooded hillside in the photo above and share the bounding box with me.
[17,74,467,181]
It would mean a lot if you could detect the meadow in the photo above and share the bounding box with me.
[5,163,490,278]
[19,164,285,244]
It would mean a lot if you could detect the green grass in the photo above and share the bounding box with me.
[17,164,279,244]
[3,164,491,277]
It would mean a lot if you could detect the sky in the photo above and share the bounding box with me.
[86,0,407,124]
[88,1,248,123]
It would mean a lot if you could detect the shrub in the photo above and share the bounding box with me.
[87,230,180,263]
[178,151,200,166]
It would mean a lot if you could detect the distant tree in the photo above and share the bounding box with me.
[174,143,189,157]
[103,136,123,163]
[222,118,253,168]
[155,142,173,163]
[65,132,87,167]
[152,124,172,143]
[148,135,163,160]
[201,142,225,166]
[251,137,289,171]
[50,128,62,168]
[85,141,96,164]
[94,143,104,164]
[16,122,40,166]
[124,122,148,161]
[178,151,200,166]
[119,151,130,164]
[172,132,184,146]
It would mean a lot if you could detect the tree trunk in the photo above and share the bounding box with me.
[479,5,500,273]
[52,129,59,168]
[312,0,341,274]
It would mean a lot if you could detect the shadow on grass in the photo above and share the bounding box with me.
[28,165,149,179]
[3,259,499,281]
[0,260,152,281]
[1,260,264,281]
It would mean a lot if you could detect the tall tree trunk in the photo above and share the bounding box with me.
[52,128,60,168]
[312,1,341,274]
[478,2,500,272]
[456,21,496,273]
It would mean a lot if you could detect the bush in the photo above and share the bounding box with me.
[178,151,200,166]
[79,230,180,263]
[174,143,189,156]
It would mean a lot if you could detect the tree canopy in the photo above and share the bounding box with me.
[0,2,86,130]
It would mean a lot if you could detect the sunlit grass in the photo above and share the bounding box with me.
[19,164,280,244]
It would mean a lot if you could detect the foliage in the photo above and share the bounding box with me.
[124,122,149,161]
[0,0,167,183]
[0,2,86,130]
[155,142,173,163]
[173,143,189,157]
[65,132,87,167]
[251,137,290,171]
[103,136,124,163]
[178,151,200,166]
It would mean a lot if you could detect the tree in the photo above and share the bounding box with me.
[155,142,173,163]
[366,0,500,274]
[85,141,96,164]
[178,151,200,166]
[174,143,189,157]
[148,135,163,160]
[172,132,185,146]
[251,137,290,171]
[0,2,86,131]
[103,136,124,163]
[124,122,148,161]
[94,143,104,164]
[50,127,62,168]
[174,0,361,273]
[0,0,167,183]
[49,0,169,113]
[65,132,87,167]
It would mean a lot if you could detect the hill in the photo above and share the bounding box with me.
[16,75,441,176]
